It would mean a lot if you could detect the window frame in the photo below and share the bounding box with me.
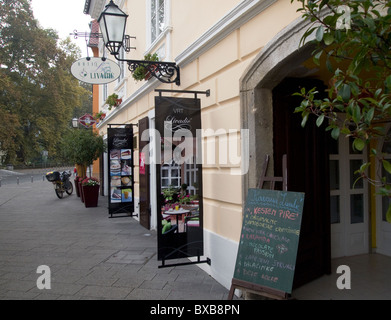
[117,47,125,83]
[161,160,181,189]
[147,0,168,47]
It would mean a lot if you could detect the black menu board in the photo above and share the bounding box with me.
[107,126,134,217]
[233,188,304,294]
[155,96,204,262]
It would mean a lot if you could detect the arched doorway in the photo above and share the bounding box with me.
[272,78,331,288]
[240,17,332,288]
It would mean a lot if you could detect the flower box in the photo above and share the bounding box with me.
[82,185,99,208]
[81,177,100,207]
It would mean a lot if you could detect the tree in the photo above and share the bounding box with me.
[73,81,93,119]
[291,0,391,222]
[62,129,105,178]
[0,0,90,165]
[0,74,21,162]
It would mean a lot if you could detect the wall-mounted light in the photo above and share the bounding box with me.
[98,0,180,85]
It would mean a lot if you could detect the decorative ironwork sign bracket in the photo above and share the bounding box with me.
[155,89,210,99]
[70,30,136,53]
[116,58,181,86]
[71,30,180,85]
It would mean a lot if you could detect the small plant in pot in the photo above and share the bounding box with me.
[132,53,159,82]
[105,93,122,111]
[94,111,106,122]
[162,185,179,205]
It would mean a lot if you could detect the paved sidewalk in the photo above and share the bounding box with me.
[0,179,230,300]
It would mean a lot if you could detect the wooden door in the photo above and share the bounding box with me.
[272,78,331,289]
[139,117,150,230]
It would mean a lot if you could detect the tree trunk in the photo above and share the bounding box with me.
[76,164,87,178]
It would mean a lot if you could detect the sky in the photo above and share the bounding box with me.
[31,0,93,57]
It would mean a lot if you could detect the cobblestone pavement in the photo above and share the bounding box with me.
[0,179,230,300]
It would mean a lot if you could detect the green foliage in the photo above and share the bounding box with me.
[72,82,93,119]
[132,53,159,82]
[0,0,90,165]
[105,93,119,107]
[291,0,391,218]
[105,93,122,110]
[62,129,105,167]
[162,185,179,204]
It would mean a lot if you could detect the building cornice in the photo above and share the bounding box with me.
[84,0,125,20]
[84,0,91,14]
[175,0,277,67]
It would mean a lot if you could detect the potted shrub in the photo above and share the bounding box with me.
[132,53,159,82]
[74,176,81,197]
[81,177,100,207]
[62,129,105,192]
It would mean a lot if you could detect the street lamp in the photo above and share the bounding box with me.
[98,0,180,85]
[98,0,128,56]
[72,118,79,128]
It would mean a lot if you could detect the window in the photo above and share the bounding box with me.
[150,0,165,44]
[161,160,180,188]
[184,156,198,195]
[117,48,125,83]
[103,84,108,104]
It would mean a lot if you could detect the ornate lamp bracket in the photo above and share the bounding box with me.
[116,57,181,86]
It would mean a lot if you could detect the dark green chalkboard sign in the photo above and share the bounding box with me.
[233,189,305,294]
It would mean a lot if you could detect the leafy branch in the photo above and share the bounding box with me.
[291,0,391,222]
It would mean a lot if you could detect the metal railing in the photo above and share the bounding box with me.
[0,166,75,187]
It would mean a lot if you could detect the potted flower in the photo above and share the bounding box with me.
[105,93,122,110]
[179,194,191,206]
[94,111,106,122]
[132,53,159,82]
[162,185,179,205]
[81,177,100,207]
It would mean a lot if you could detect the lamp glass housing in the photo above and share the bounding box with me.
[98,1,128,55]
[72,118,78,128]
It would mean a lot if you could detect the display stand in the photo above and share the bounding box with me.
[107,124,138,219]
[228,279,289,300]
[155,89,211,269]
[159,251,211,269]
[229,154,297,300]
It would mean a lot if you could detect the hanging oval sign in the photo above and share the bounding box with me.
[71,57,121,84]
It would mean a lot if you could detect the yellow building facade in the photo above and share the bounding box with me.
[84,0,391,291]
